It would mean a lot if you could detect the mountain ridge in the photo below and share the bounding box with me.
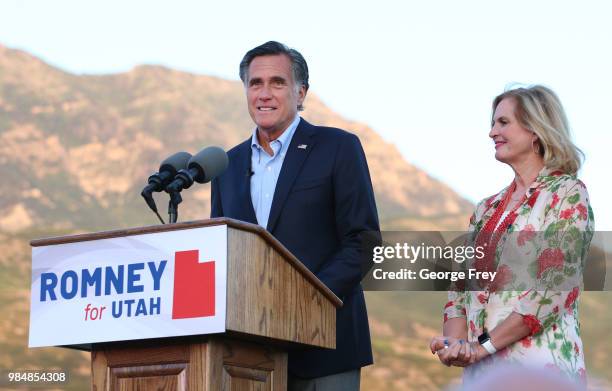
[0,43,473,233]
[12,44,612,391]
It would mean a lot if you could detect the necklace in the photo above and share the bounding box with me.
[473,181,539,289]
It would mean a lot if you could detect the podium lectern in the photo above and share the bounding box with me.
[29,218,341,390]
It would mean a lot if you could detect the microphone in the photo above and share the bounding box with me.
[141,151,192,223]
[165,146,229,193]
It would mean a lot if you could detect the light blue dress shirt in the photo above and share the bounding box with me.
[250,115,301,229]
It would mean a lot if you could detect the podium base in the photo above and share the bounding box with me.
[92,336,287,390]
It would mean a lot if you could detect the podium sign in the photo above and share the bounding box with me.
[29,225,228,348]
[29,218,340,390]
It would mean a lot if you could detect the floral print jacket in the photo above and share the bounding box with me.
[444,168,594,383]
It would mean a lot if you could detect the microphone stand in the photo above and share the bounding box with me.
[167,191,182,224]
[141,187,167,224]
[165,167,197,224]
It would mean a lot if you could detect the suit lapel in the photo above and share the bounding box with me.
[266,119,316,233]
[236,139,258,224]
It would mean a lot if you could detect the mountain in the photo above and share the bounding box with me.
[1,44,611,391]
[0,43,472,234]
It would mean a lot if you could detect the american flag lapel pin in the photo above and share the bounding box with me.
[298,144,308,150]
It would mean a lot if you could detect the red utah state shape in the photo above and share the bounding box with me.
[172,250,215,319]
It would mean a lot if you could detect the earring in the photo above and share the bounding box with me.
[532,139,542,155]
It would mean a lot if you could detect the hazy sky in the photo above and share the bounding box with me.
[2,0,611,229]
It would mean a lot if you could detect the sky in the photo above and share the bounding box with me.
[1,0,611,229]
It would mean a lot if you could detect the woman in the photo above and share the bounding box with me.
[429,85,594,385]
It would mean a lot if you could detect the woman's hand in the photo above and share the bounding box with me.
[431,336,464,366]
[429,336,458,354]
[449,341,486,367]
[431,337,487,367]
[437,338,469,366]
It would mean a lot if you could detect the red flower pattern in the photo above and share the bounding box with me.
[537,248,564,278]
[444,169,592,378]
[576,203,587,220]
[560,207,575,220]
[527,190,540,207]
[565,287,580,311]
[517,224,536,246]
[521,337,532,348]
[550,193,560,209]
[523,314,543,336]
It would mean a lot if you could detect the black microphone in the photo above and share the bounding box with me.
[141,151,192,223]
[165,146,229,193]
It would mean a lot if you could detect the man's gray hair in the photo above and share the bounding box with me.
[239,41,309,111]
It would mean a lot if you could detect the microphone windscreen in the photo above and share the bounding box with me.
[188,146,229,183]
[159,151,192,176]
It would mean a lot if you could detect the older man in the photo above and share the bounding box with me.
[211,41,379,391]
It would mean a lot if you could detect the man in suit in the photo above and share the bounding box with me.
[211,41,379,391]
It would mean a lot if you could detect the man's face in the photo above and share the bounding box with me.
[245,54,306,137]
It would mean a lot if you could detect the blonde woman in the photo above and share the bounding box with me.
[429,85,594,385]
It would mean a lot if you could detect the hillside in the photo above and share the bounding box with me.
[0,44,472,233]
[1,43,610,390]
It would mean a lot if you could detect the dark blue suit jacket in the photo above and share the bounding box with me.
[211,118,379,378]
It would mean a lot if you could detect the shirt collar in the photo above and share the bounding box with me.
[528,166,566,193]
[492,166,562,204]
[481,166,565,221]
[251,115,301,153]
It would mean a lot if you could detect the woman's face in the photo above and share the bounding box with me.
[489,97,537,165]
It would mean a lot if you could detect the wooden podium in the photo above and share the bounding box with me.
[30,218,342,391]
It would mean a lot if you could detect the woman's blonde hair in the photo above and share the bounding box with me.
[492,85,584,174]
